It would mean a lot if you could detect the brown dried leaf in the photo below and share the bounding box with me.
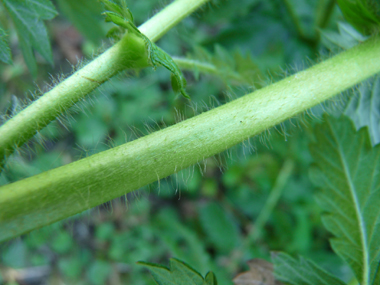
[233,259,284,285]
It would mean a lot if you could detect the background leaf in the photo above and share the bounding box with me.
[56,0,106,44]
[176,45,263,88]
[272,252,346,285]
[138,258,217,285]
[199,201,240,254]
[336,0,380,35]
[344,75,380,145]
[2,0,57,76]
[0,27,12,64]
[310,115,380,285]
[151,208,232,285]
[320,21,367,50]
[28,0,57,19]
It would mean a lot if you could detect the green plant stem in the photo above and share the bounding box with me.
[0,0,210,166]
[1,36,380,242]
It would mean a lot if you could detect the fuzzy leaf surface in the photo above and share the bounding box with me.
[0,28,12,64]
[138,258,217,285]
[2,0,57,75]
[272,252,346,285]
[310,115,380,285]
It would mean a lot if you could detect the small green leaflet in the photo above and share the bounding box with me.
[272,252,346,285]
[310,115,380,285]
[0,27,12,64]
[138,258,218,285]
[321,22,368,50]
[100,0,190,99]
[1,0,57,76]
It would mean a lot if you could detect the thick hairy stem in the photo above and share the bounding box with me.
[0,0,210,164]
[1,36,380,242]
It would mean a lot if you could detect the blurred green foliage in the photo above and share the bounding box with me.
[336,0,380,35]
[0,0,57,76]
[0,0,368,284]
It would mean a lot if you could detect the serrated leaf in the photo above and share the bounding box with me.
[180,45,263,88]
[153,209,212,274]
[199,202,240,253]
[18,36,38,76]
[2,0,57,76]
[28,0,57,19]
[152,209,233,285]
[138,258,218,285]
[344,75,380,145]
[310,115,380,285]
[0,28,12,64]
[101,0,189,99]
[272,252,346,285]
[321,22,368,50]
[56,0,105,44]
[233,50,262,86]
